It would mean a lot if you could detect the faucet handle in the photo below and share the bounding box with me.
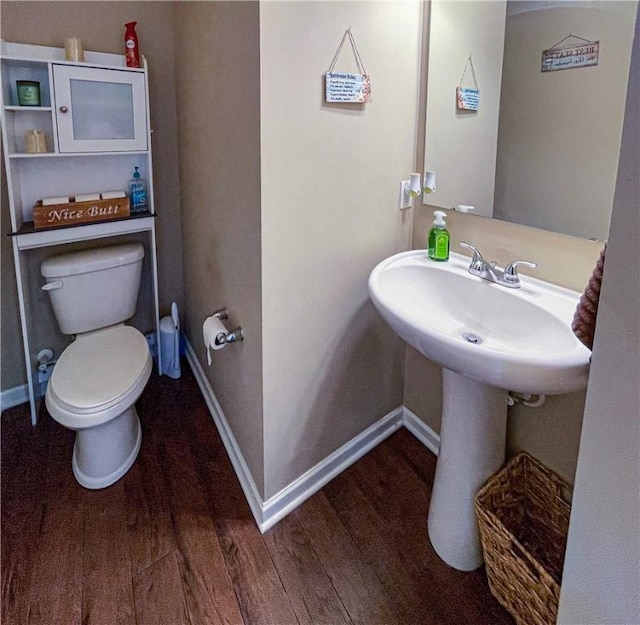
[502,259,538,286]
[458,241,486,272]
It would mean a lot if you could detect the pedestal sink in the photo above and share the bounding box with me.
[368,250,591,570]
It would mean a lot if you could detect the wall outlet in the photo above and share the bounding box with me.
[399,180,411,210]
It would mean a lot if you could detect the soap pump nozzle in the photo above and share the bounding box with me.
[433,210,447,227]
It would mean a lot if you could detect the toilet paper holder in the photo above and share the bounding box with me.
[211,308,244,345]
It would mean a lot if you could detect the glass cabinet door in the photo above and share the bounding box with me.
[53,65,147,153]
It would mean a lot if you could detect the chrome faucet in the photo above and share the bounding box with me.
[458,242,537,289]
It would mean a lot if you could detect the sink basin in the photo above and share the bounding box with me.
[369,250,591,394]
[368,250,591,571]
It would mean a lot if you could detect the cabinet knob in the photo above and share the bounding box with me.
[59,105,69,113]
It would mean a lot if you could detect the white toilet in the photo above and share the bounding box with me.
[41,243,153,489]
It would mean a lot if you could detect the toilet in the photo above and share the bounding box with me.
[41,243,153,489]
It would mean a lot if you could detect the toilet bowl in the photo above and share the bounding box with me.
[45,325,152,489]
[41,243,152,489]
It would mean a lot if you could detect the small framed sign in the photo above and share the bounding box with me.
[325,28,372,104]
[457,56,479,111]
[326,72,372,103]
[542,34,600,72]
[456,87,479,111]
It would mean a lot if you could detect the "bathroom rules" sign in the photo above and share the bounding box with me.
[325,72,372,103]
[325,28,372,104]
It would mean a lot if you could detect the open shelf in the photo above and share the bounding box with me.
[4,105,52,112]
[12,213,156,250]
[8,149,150,159]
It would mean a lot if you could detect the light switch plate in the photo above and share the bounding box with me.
[399,180,411,209]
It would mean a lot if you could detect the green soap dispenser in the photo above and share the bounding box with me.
[428,210,450,261]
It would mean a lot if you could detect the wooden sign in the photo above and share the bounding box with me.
[33,197,130,229]
[542,38,599,72]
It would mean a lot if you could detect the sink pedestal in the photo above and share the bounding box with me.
[427,369,508,571]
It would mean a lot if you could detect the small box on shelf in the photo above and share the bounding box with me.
[33,196,130,229]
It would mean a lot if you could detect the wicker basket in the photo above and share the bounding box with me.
[474,452,572,625]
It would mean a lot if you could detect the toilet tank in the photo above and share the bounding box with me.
[41,243,145,335]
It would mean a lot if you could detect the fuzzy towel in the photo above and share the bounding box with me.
[572,244,607,350]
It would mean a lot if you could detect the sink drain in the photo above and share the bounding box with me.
[462,332,482,345]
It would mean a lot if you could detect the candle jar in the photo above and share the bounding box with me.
[25,129,48,154]
[16,81,41,106]
[64,37,84,62]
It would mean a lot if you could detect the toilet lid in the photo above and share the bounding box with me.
[50,326,150,413]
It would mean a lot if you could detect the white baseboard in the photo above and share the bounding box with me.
[403,407,440,456]
[261,407,404,532]
[184,337,406,532]
[183,338,265,528]
[0,384,29,412]
[181,338,441,533]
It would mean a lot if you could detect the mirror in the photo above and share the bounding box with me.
[423,0,637,241]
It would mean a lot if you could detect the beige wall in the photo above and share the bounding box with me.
[424,0,506,216]
[259,1,421,499]
[415,208,603,291]
[1,149,25,390]
[173,1,421,501]
[559,9,640,621]
[494,2,637,240]
[0,1,184,392]
[173,2,265,494]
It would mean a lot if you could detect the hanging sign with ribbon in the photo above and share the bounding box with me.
[456,56,480,111]
[542,34,599,72]
[325,28,372,103]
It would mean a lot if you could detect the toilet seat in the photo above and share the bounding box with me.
[46,325,152,430]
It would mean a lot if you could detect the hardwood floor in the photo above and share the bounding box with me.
[1,363,514,625]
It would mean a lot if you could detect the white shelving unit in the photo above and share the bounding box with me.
[1,42,162,425]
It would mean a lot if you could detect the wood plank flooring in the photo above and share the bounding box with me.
[1,363,513,625]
